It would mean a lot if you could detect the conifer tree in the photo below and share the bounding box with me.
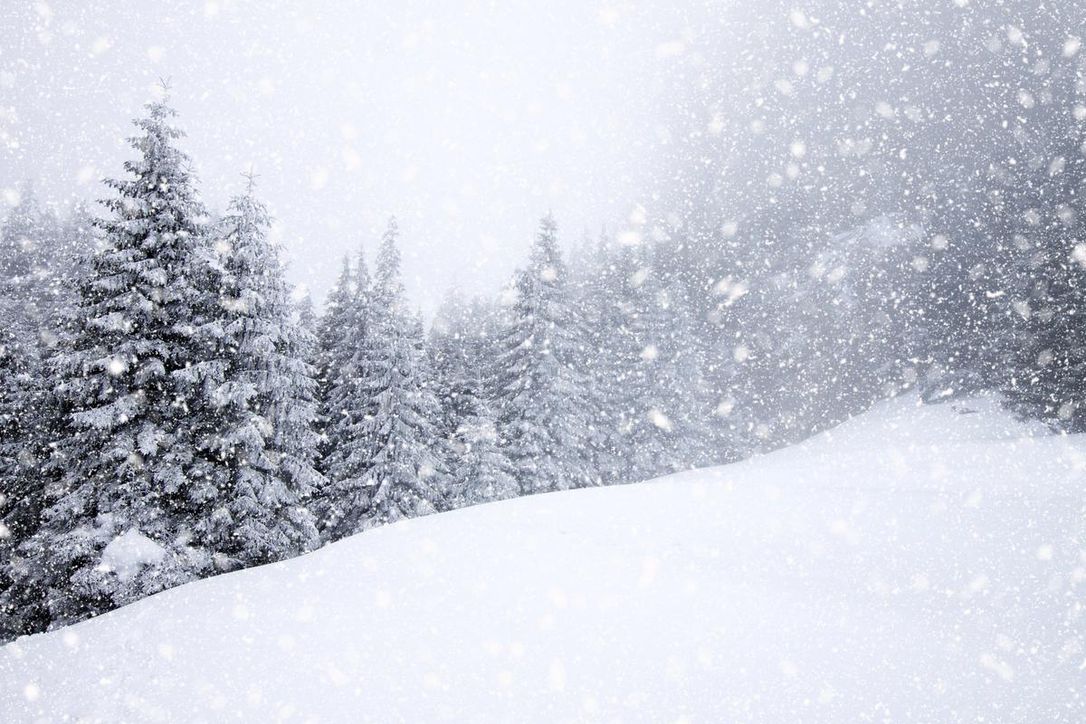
[448,369,519,507]
[345,219,448,532]
[2,94,217,632]
[315,257,354,404]
[430,292,518,506]
[185,179,321,567]
[0,189,54,551]
[316,248,376,537]
[494,215,595,493]
[0,190,100,639]
[429,289,475,443]
[295,291,320,384]
[0,184,55,308]
[569,232,628,484]
[0,295,50,640]
[608,245,667,479]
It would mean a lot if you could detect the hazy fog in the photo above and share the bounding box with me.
[1,0,699,308]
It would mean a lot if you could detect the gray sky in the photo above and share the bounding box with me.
[1,0,693,311]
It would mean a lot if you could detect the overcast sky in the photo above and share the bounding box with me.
[1,0,701,310]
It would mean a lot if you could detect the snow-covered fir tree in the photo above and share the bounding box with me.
[0,188,55,546]
[0,293,51,639]
[449,390,518,507]
[315,249,376,538]
[294,291,320,383]
[568,231,628,485]
[0,184,56,310]
[429,289,473,443]
[50,201,98,326]
[494,214,595,493]
[0,187,100,639]
[614,246,714,479]
[341,218,449,533]
[315,256,355,406]
[184,179,321,568]
[431,291,518,506]
[1,95,220,634]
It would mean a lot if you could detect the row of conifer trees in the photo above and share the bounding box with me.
[0,96,739,640]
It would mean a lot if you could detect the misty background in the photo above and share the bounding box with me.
[1,0,721,309]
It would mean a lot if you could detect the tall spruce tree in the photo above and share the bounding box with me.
[2,95,217,634]
[429,289,472,443]
[0,189,54,556]
[569,231,628,485]
[450,392,519,507]
[295,291,320,385]
[0,184,56,310]
[0,297,52,640]
[0,190,99,640]
[346,219,448,532]
[315,256,354,407]
[431,292,518,507]
[185,179,321,568]
[494,215,595,493]
[613,247,685,479]
[316,249,376,538]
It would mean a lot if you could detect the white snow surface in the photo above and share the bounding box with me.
[98,528,167,583]
[3,395,1085,722]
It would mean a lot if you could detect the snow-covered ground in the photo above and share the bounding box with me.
[2,395,1084,722]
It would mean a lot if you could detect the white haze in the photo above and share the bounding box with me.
[0,0,705,309]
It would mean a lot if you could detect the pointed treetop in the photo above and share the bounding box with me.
[541,211,557,234]
[375,217,404,308]
[322,255,354,316]
[297,290,315,315]
[383,215,399,240]
[223,169,271,233]
[537,213,559,246]
[336,254,351,284]
[123,91,188,171]
[144,78,179,126]
[377,218,401,280]
[241,166,260,195]
[530,213,563,277]
[102,90,205,236]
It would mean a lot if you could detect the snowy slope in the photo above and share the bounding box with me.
[2,395,1085,722]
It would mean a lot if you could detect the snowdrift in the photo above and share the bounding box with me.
[2,395,1084,722]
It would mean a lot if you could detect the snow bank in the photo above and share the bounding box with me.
[98,529,166,583]
[2,395,1084,722]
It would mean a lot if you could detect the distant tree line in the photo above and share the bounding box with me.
[0,96,737,640]
[649,0,1086,431]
